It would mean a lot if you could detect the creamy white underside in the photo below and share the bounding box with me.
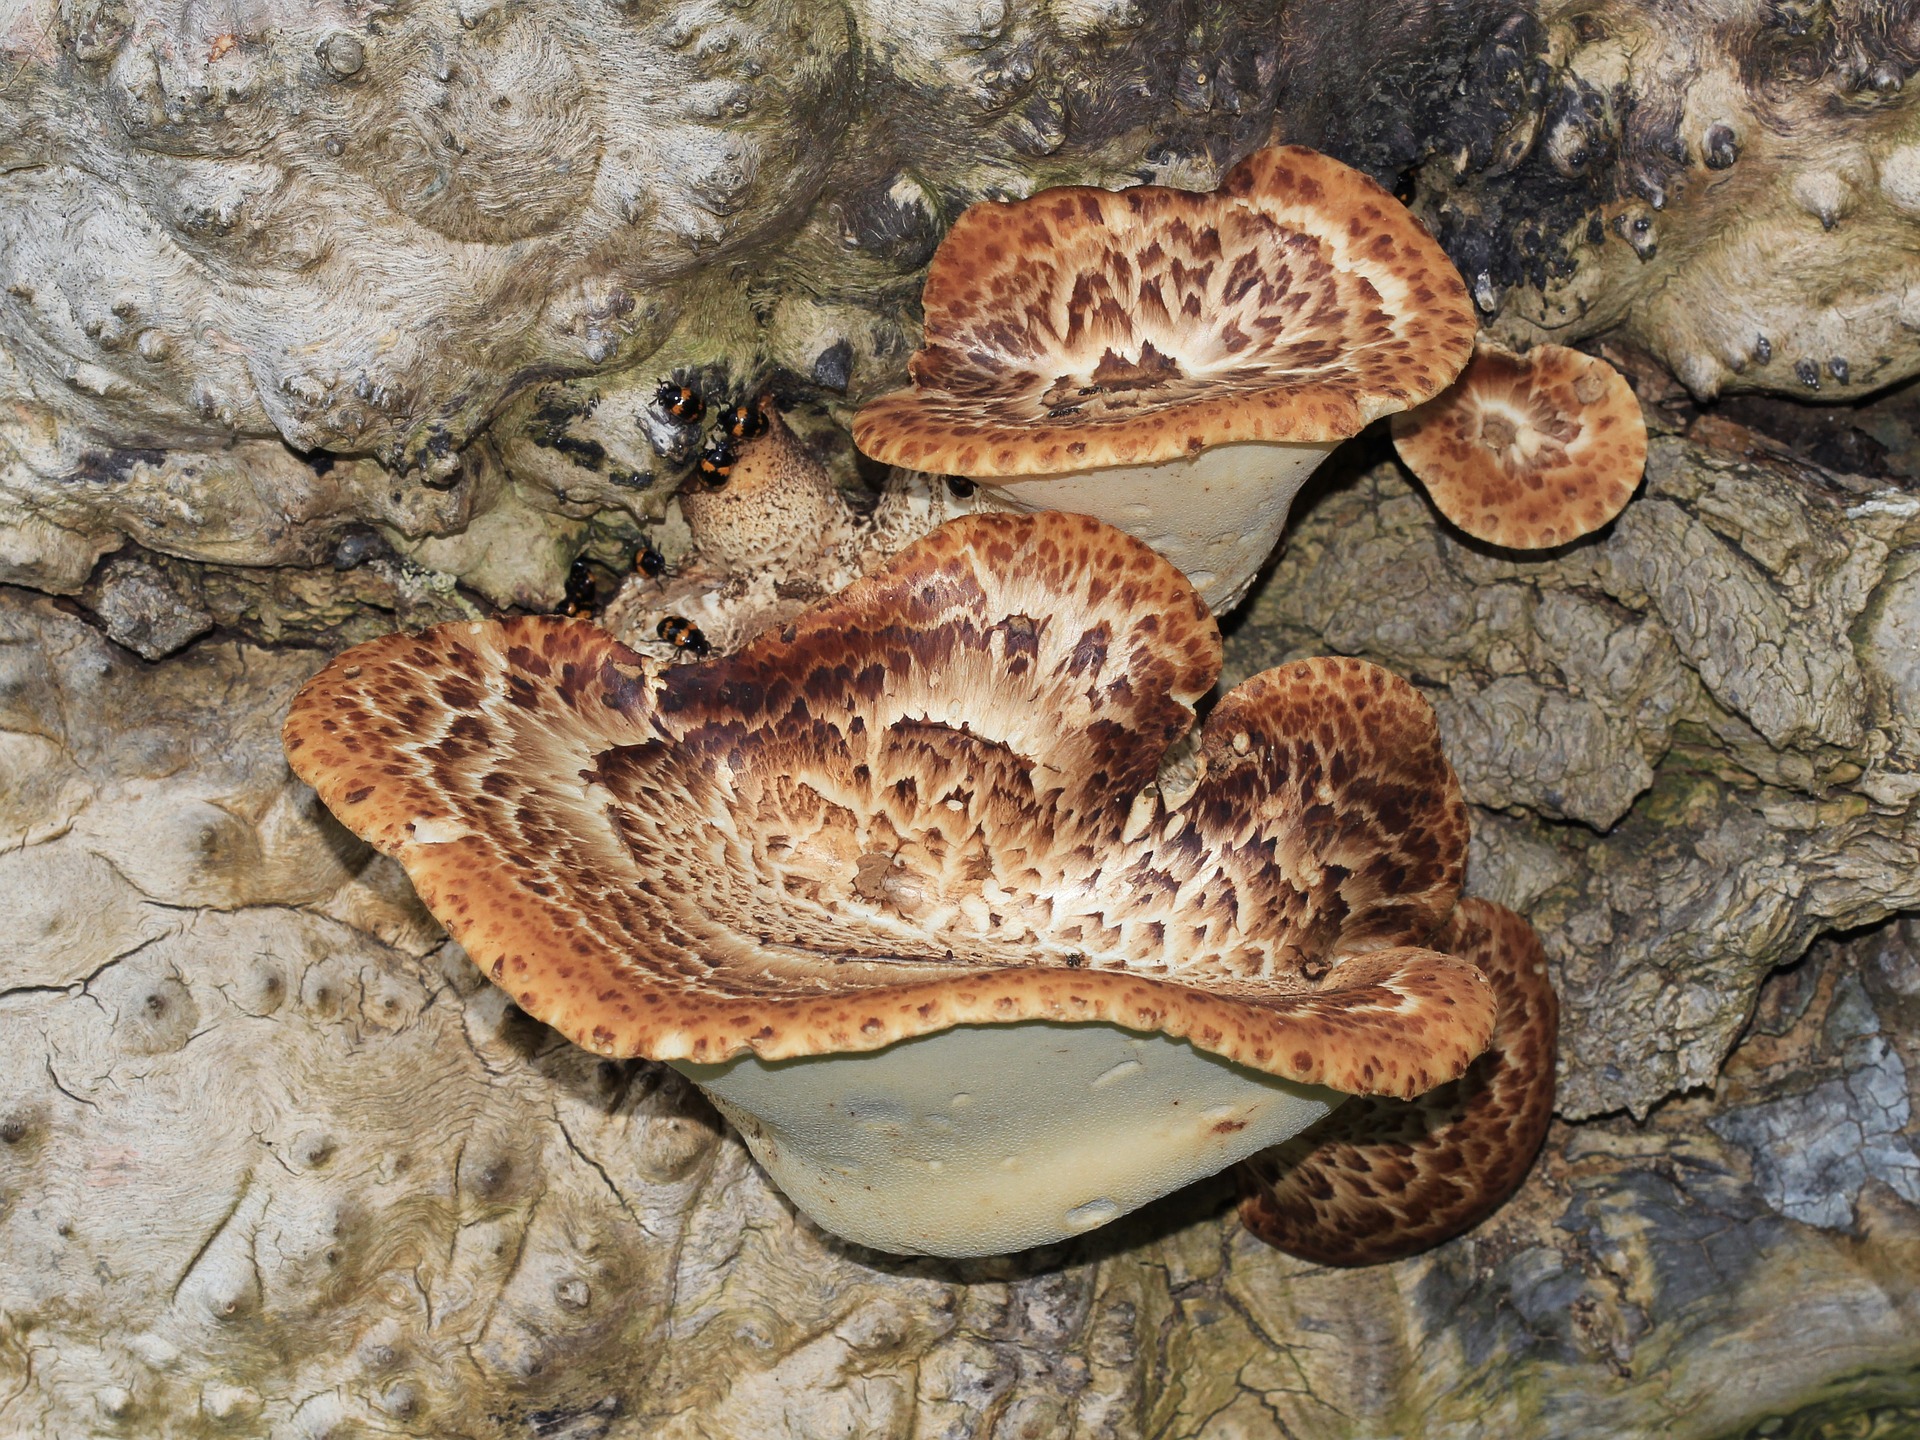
[674,1020,1345,1257]
[979,439,1338,611]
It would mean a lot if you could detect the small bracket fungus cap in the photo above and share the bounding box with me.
[852,146,1476,477]
[677,398,850,573]
[1391,340,1648,549]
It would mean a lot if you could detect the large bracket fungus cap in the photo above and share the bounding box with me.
[1390,340,1648,549]
[285,513,1500,1257]
[853,146,1476,610]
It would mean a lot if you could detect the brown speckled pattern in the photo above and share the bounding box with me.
[678,402,852,572]
[1237,897,1558,1265]
[283,512,1493,1097]
[1390,341,1648,549]
[853,146,1475,477]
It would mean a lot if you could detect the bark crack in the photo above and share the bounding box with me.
[169,1169,253,1304]
[4,932,172,1006]
[552,1111,645,1236]
[41,1056,97,1111]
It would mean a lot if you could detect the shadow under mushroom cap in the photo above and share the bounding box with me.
[282,512,1492,1100]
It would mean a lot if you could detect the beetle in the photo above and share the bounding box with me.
[653,379,705,423]
[656,615,713,658]
[559,556,597,617]
[697,433,736,486]
[721,399,768,441]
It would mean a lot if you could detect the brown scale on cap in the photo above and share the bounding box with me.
[282,512,1497,1098]
[678,398,853,572]
[1390,341,1648,549]
[853,146,1475,477]
[1238,897,1558,1264]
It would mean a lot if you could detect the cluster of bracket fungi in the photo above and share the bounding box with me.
[287,146,1644,1262]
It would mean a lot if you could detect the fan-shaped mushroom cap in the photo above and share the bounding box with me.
[1390,341,1647,549]
[852,146,1475,609]
[284,512,1496,1255]
[1238,896,1558,1265]
[856,147,1475,474]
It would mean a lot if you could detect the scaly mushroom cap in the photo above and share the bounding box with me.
[1237,896,1558,1264]
[283,512,1493,1098]
[1390,341,1648,549]
[852,146,1475,477]
[677,399,853,573]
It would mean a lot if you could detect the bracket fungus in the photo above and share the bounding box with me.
[852,146,1476,611]
[284,512,1554,1259]
[1239,896,1557,1266]
[1390,340,1648,549]
[674,400,856,576]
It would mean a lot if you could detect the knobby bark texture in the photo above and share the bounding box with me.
[5,0,1920,1435]
[1237,422,1920,1123]
[6,0,1920,596]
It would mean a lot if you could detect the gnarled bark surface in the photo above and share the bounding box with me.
[1239,425,1920,1121]
[5,1,1920,594]
[6,0,1920,1435]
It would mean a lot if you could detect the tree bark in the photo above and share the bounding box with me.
[5,1,1920,1435]
[5,1,1920,592]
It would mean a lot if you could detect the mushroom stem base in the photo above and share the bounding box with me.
[674,1019,1344,1257]
[978,440,1338,612]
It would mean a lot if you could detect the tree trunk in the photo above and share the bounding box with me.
[5,1,1920,1435]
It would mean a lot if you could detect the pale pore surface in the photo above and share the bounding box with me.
[979,439,1334,611]
[679,1021,1343,1256]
